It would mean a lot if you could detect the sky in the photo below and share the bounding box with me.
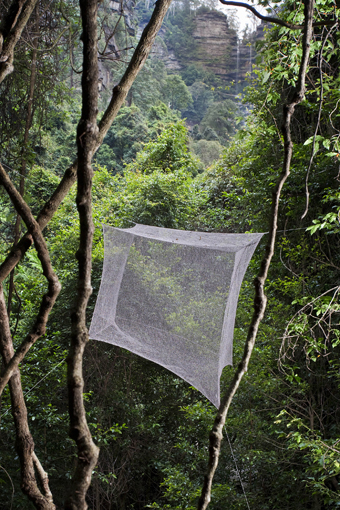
[216,2,266,34]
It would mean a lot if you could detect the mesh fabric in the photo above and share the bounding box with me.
[89,224,264,407]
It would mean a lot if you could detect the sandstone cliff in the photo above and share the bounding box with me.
[192,10,237,78]
[159,7,261,84]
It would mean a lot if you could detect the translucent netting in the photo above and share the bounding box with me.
[89,224,264,407]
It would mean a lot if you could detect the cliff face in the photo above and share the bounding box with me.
[158,8,261,84]
[150,29,182,71]
[192,11,237,78]
[99,5,262,91]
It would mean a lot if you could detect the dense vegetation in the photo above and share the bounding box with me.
[0,0,340,509]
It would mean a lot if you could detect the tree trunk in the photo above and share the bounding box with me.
[7,6,39,318]
[0,287,55,509]
[64,0,100,507]
[197,1,315,508]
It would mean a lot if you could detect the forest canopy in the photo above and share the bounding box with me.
[0,0,340,509]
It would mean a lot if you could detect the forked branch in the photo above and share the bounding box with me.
[0,163,61,395]
[198,0,315,508]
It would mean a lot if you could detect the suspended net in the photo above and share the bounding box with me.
[89,224,264,407]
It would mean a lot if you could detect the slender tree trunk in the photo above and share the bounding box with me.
[7,6,39,318]
[0,286,55,509]
[65,0,100,507]
[197,1,315,508]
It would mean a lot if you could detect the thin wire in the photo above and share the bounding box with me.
[0,465,14,510]
[277,226,307,233]
[261,227,308,234]
[224,425,251,510]
[1,162,35,183]
[96,226,308,234]
[0,358,66,420]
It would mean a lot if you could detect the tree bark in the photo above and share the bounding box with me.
[197,1,315,508]
[0,163,61,395]
[0,286,55,509]
[64,0,100,507]
[0,0,39,83]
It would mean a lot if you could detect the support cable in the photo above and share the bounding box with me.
[224,426,251,510]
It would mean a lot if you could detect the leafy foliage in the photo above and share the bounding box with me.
[2,0,340,508]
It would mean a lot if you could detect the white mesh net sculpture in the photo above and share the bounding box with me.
[89,224,263,407]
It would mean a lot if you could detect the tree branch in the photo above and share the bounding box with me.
[219,0,334,30]
[0,0,174,285]
[0,162,61,395]
[0,0,39,83]
[0,160,78,283]
[0,286,56,509]
[301,24,337,219]
[97,0,174,145]
[198,1,315,508]
[32,452,54,504]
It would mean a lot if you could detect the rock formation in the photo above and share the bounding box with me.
[158,7,262,84]
[192,10,237,79]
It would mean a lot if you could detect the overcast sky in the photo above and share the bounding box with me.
[217,2,266,34]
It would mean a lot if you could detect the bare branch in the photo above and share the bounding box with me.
[301,24,337,219]
[198,1,315,508]
[0,0,174,284]
[0,160,78,283]
[219,0,336,30]
[21,24,70,52]
[0,163,61,395]
[0,0,39,83]
[0,286,56,509]
[0,464,15,509]
[32,452,54,503]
